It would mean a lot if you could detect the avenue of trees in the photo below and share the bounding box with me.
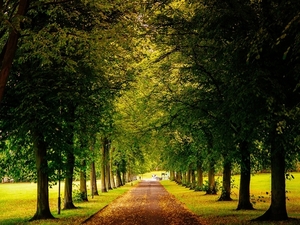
[0,0,300,222]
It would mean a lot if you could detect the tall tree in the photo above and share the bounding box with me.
[1,0,136,220]
[0,0,29,102]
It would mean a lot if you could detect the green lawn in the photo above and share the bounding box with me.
[1,172,299,225]
[161,172,300,225]
[0,180,139,225]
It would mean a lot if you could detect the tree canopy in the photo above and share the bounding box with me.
[0,0,300,222]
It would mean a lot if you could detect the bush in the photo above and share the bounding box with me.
[72,183,88,202]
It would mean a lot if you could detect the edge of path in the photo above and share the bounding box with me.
[81,181,140,224]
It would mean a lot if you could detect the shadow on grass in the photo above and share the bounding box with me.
[250,218,300,225]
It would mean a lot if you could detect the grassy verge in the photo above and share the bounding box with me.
[161,173,300,225]
[0,180,139,225]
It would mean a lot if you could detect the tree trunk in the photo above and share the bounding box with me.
[237,141,254,210]
[104,139,112,190]
[110,171,116,189]
[170,171,175,181]
[89,139,98,196]
[0,0,29,102]
[254,133,288,221]
[122,172,126,184]
[106,163,112,190]
[174,172,179,183]
[90,161,99,196]
[101,138,107,193]
[196,165,203,188]
[63,151,76,209]
[116,169,123,187]
[182,171,187,186]
[30,130,54,221]
[206,162,216,194]
[110,149,116,188]
[176,171,182,184]
[126,172,130,183]
[218,158,232,201]
[191,170,196,189]
[186,170,191,187]
[80,160,88,201]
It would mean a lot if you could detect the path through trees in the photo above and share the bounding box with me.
[83,180,205,225]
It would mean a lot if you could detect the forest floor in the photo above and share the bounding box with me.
[82,179,208,225]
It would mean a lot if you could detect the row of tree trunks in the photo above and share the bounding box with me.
[170,136,286,221]
[101,137,124,192]
[30,131,123,221]
[173,169,202,190]
[182,169,196,189]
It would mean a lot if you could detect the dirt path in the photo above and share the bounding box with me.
[83,180,205,225]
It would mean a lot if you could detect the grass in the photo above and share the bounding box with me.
[0,180,139,225]
[1,172,299,225]
[160,172,300,225]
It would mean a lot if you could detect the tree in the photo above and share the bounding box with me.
[145,0,300,220]
[0,0,29,102]
[1,0,136,219]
